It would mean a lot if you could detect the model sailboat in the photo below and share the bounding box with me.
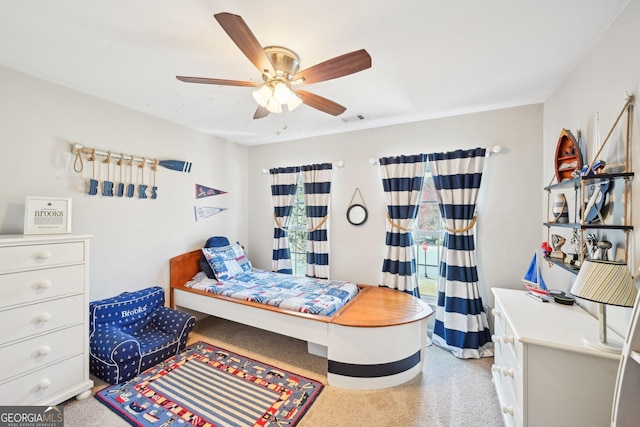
[522,251,550,295]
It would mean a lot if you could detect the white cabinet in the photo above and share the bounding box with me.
[492,288,621,427]
[0,234,93,405]
[611,291,640,426]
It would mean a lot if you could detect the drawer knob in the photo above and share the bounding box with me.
[37,280,53,290]
[35,251,52,260]
[492,308,502,317]
[38,379,51,389]
[37,313,53,323]
[502,336,515,344]
[491,335,501,343]
[38,346,52,356]
[501,405,514,415]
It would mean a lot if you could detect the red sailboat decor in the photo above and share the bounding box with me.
[522,251,549,296]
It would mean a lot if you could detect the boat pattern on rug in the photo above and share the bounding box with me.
[95,341,323,427]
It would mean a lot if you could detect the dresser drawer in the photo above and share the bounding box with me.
[0,295,84,345]
[0,265,85,309]
[492,367,521,427]
[0,241,85,273]
[0,354,85,405]
[0,324,84,382]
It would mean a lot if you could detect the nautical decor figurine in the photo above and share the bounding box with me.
[596,240,612,260]
[550,234,566,260]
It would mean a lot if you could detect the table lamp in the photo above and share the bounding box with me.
[570,259,637,353]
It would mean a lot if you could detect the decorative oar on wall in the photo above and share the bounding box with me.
[72,143,192,172]
[71,143,192,200]
[158,159,192,173]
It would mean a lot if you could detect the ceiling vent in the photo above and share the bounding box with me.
[341,114,365,123]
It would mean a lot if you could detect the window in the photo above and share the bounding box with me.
[288,175,307,276]
[414,164,444,301]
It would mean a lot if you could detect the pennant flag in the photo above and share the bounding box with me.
[195,184,227,199]
[194,206,227,221]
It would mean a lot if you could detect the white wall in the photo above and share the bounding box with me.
[247,104,543,308]
[543,0,640,335]
[0,65,249,300]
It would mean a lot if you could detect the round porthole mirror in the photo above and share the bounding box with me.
[347,203,368,226]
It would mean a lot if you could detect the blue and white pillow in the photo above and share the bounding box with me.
[202,243,252,280]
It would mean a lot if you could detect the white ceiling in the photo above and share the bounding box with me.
[0,0,630,146]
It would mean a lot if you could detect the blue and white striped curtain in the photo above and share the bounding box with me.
[379,154,426,297]
[269,166,301,274]
[302,163,332,279]
[427,148,493,359]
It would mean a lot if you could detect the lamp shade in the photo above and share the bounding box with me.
[287,92,303,111]
[570,260,637,307]
[272,81,292,104]
[252,85,272,108]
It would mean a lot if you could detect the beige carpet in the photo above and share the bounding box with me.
[62,317,503,427]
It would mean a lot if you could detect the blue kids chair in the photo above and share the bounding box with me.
[89,286,196,384]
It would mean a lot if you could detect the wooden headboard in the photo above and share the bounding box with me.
[169,249,202,307]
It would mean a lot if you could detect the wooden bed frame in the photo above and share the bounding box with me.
[169,249,433,390]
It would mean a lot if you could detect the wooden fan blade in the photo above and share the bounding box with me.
[253,105,270,119]
[176,76,258,87]
[214,12,275,76]
[296,90,346,116]
[293,49,371,85]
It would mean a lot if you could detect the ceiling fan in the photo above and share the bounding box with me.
[176,12,372,119]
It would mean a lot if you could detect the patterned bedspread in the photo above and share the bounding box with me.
[184,269,359,316]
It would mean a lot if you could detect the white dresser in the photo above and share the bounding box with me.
[491,288,621,427]
[0,234,93,405]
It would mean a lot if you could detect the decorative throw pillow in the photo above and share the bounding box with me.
[200,236,231,279]
[202,243,252,280]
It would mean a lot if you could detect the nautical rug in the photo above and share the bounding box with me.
[95,341,323,427]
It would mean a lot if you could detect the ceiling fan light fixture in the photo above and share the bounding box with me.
[252,85,271,108]
[287,93,303,112]
[272,81,292,104]
[265,97,283,114]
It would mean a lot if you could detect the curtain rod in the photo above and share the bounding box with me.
[261,161,344,174]
[368,145,503,165]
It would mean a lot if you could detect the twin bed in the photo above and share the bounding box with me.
[169,247,433,390]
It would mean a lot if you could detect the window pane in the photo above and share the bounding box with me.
[289,176,307,276]
[418,203,441,231]
[414,165,443,301]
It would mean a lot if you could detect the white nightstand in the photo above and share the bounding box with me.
[491,288,621,427]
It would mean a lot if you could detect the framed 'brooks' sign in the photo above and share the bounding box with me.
[24,196,72,235]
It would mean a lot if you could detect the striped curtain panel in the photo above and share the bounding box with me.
[302,163,332,279]
[269,166,301,274]
[379,154,426,297]
[427,148,493,359]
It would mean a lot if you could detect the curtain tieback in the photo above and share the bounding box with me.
[385,213,414,232]
[444,215,478,233]
[273,213,288,232]
[274,213,328,232]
